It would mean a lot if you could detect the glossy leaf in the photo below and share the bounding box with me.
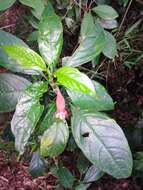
[0,45,46,75]
[38,2,63,67]
[0,30,27,47]
[39,103,56,135]
[102,31,117,59]
[0,73,31,113]
[57,166,75,188]
[63,13,105,67]
[80,12,96,38]
[92,5,118,20]
[67,80,114,111]
[0,0,16,11]
[40,120,69,157]
[83,165,104,183]
[55,66,95,94]
[71,109,133,178]
[29,152,45,178]
[11,82,47,154]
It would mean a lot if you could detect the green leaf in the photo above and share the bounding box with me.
[67,80,114,111]
[71,109,133,178]
[38,2,63,67]
[29,152,45,178]
[102,31,117,59]
[57,166,75,188]
[0,0,16,11]
[77,153,90,174]
[19,0,45,19]
[0,30,28,71]
[99,18,118,29]
[39,103,56,135]
[11,82,47,154]
[0,45,46,75]
[80,12,96,37]
[0,73,31,113]
[83,165,104,183]
[75,183,90,190]
[55,66,95,94]
[40,120,69,157]
[0,30,28,47]
[63,13,105,67]
[92,5,118,20]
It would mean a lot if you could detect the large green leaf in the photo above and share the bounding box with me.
[57,166,75,188]
[39,103,56,135]
[19,0,45,19]
[11,82,47,154]
[0,73,31,113]
[55,66,95,94]
[0,45,46,75]
[71,109,133,178]
[38,2,63,67]
[102,31,117,59]
[0,0,16,11]
[67,80,114,111]
[40,120,69,157]
[63,13,105,67]
[92,5,118,20]
[0,30,27,47]
[83,165,104,183]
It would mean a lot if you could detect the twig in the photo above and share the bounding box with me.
[116,0,133,37]
[0,24,15,29]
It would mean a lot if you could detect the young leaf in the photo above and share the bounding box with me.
[71,109,133,178]
[11,82,47,154]
[0,45,46,75]
[67,80,114,111]
[57,166,75,188]
[55,66,95,94]
[40,120,69,157]
[38,2,63,67]
[63,13,105,67]
[0,0,16,11]
[102,31,117,59]
[0,73,31,113]
[29,152,45,178]
[92,5,118,20]
[83,165,104,183]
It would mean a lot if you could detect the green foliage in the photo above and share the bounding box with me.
[38,2,63,68]
[0,73,31,112]
[0,0,16,11]
[92,5,118,20]
[0,1,133,188]
[55,66,95,94]
[11,82,47,154]
[57,166,75,188]
[40,120,69,157]
[71,109,133,178]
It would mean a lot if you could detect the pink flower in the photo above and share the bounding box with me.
[55,88,69,120]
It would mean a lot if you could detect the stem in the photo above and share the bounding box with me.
[116,0,133,37]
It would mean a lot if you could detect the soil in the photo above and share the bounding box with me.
[0,1,143,190]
